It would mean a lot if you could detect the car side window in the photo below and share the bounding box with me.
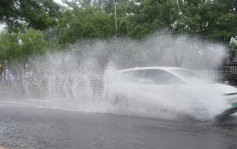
[120,69,184,85]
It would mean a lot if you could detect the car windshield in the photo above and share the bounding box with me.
[120,69,185,85]
[172,69,210,84]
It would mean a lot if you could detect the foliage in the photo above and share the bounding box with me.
[0,0,61,31]
[1,0,237,62]
[0,29,47,63]
[126,0,180,38]
[175,0,237,43]
[57,5,116,44]
[229,37,237,61]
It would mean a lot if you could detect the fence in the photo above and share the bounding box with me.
[193,65,237,85]
[219,65,237,85]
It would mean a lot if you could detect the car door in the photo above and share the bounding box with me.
[117,69,185,106]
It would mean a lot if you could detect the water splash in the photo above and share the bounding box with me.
[3,32,229,120]
[102,66,229,120]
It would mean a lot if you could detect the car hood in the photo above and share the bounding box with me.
[213,84,237,95]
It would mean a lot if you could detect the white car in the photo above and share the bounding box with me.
[106,67,237,120]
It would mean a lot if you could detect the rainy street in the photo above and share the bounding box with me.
[1,0,237,148]
[0,102,237,149]
[0,39,236,149]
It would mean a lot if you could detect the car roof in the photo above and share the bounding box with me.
[117,66,187,73]
[116,66,210,84]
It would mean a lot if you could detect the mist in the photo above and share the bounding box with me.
[3,32,229,120]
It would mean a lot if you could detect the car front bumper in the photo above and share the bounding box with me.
[224,93,237,108]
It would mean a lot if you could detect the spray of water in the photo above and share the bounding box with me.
[102,66,230,120]
[3,32,229,120]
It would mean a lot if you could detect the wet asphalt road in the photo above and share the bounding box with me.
[0,106,237,149]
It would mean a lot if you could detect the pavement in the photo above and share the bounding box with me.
[0,105,237,149]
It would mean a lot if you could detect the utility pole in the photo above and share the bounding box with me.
[114,0,118,43]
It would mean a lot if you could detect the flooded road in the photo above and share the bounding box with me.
[0,105,237,149]
[0,36,235,149]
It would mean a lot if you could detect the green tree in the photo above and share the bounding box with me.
[175,0,237,43]
[127,0,179,38]
[229,37,237,61]
[0,29,47,65]
[0,0,61,31]
[0,31,21,62]
[57,5,116,45]
[19,29,47,68]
